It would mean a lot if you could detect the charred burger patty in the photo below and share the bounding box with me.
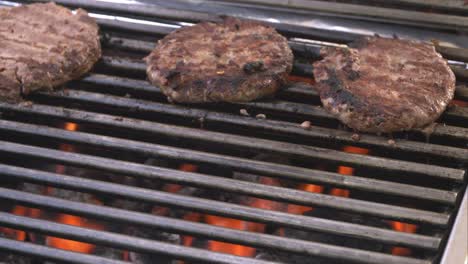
[313,37,455,133]
[145,17,293,103]
[0,2,101,103]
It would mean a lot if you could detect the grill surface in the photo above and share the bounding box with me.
[0,1,467,264]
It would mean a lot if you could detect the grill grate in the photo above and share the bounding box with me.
[0,1,467,264]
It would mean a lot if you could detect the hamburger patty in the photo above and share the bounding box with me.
[145,16,293,103]
[0,2,101,103]
[313,37,455,133]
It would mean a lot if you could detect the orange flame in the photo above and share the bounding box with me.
[287,184,324,215]
[249,177,284,212]
[178,164,201,248]
[64,122,78,131]
[390,221,418,256]
[287,121,325,215]
[334,145,418,256]
[331,146,369,197]
[46,122,104,254]
[182,212,202,247]
[123,251,130,261]
[0,205,44,243]
[203,175,283,257]
[56,122,79,174]
[47,214,104,253]
[0,206,28,241]
[205,215,256,257]
[179,163,198,173]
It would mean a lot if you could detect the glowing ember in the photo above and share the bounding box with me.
[0,206,28,241]
[205,215,256,257]
[332,146,369,198]
[47,214,104,253]
[250,177,284,212]
[202,175,289,256]
[61,122,78,150]
[182,212,201,247]
[177,164,282,257]
[287,183,323,215]
[334,145,419,257]
[56,122,79,174]
[46,122,104,254]
[390,221,418,256]
[179,163,198,172]
[153,164,202,248]
[122,251,130,261]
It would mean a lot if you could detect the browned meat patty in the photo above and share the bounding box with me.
[312,37,456,133]
[0,2,101,103]
[145,17,293,103]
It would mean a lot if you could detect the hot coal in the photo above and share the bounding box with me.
[106,164,180,264]
[13,164,181,264]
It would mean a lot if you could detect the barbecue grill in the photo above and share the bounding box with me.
[0,0,467,264]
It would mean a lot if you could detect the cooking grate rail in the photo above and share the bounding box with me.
[0,1,467,264]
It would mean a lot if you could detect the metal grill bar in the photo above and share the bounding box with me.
[5,89,468,165]
[32,0,468,32]
[0,213,431,264]
[14,0,460,66]
[278,79,468,109]
[435,45,468,63]
[96,17,176,36]
[3,103,465,182]
[444,104,468,121]
[0,140,450,226]
[0,166,441,250]
[101,35,468,92]
[0,118,458,204]
[451,67,468,82]
[33,0,360,44]
[30,0,468,64]
[102,21,468,68]
[106,27,468,66]
[95,56,468,123]
[100,15,360,43]
[78,74,468,148]
[100,36,468,83]
[455,85,468,101]
[210,0,468,30]
[0,213,278,264]
[0,180,440,255]
[347,0,468,14]
[25,90,466,181]
[0,237,128,264]
[1,2,467,264]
